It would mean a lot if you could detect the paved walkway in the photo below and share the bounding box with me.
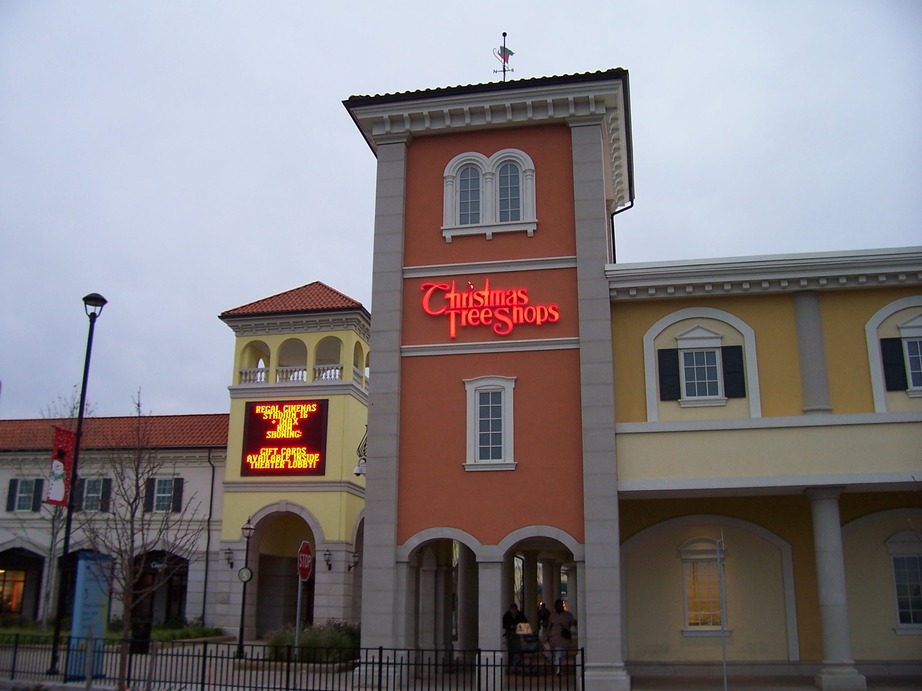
[630,676,922,690]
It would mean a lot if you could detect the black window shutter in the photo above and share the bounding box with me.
[658,348,681,401]
[144,479,155,513]
[100,479,112,513]
[73,479,85,511]
[880,338,908,391]
[6,480,18,512]
[31,480,44,512]
[722,345,746,398]
[171,478,184,513]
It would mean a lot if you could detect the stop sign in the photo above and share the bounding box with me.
[297,541,313,582]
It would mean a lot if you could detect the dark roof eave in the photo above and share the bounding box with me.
[218,304,371,322]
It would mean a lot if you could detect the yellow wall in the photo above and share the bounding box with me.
[616,421,922,485]
[613,287,922,423]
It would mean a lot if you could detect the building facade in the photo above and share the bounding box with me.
[0,68,919,691]
[345,70,922,691]
[0,281,369,640]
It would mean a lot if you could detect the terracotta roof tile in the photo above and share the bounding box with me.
[0,414,228,452]
[220,281,366,319]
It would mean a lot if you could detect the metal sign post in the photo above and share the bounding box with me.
[294,541,313,648]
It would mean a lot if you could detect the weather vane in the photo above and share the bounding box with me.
[493,32,514,81]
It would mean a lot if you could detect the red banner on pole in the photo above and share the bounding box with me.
[46,427,75,507]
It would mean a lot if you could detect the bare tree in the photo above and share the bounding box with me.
[76,395,204,690]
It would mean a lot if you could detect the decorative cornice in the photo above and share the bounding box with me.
[228,381,368,405]
[347,72,633,225]
[222,312,371,341]
[403,256,577,278]
[402,337,580,357]
[224,480,365,498]
[607,247,922,301]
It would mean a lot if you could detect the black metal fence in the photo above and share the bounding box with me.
[0,634,584,690]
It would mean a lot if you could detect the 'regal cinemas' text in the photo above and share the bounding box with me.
[420,279,560,338]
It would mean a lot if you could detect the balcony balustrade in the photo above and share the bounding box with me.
[237,363,368,388]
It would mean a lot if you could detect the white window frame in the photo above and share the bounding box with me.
[680,537,730,637]
[643,308,761,422]
[899,315,922,396]
[442,149,536,243]
[886,531,922,634]
[153,478,174,513]
[677,326,727,407]
[83,478,104,512]
[463,376,515,471]
[14,479,36,512]
[865,297,922,412]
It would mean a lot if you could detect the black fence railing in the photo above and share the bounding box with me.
[0,633,584,690]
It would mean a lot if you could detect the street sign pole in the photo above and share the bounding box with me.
[294,541,313,649]
[294,580,303,648]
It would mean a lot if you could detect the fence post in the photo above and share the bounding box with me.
[285,644,292,691]
[199,641,209,691]
[85,631,94,691]
[376,646,383,691]
[476,649,482,691]
[9,634,18,680]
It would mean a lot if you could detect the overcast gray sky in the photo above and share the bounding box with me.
[1,1,920,421]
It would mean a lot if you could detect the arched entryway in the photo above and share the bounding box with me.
[250,512,318,638]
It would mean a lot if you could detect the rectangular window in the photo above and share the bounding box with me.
[477,390,504,461]
[684,559,722,627]
[459,166,481,225]
[464,376,515,471]
[83,479,104,511]
[905,339,922,388]
[893,555,922,625]
[15,480,36,512]
[498,163,521,222]
[0,571,26,614]
[682,349,721,398]
[154,479,174,512]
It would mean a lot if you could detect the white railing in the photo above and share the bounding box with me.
[238,364,369,388]
[313,364,343,381]
[239,367,268,384]
[276,366,308,383]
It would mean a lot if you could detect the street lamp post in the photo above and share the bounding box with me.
[236,517,255,658]
[48,293,107,675]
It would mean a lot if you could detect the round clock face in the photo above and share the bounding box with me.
[237,567,253,583]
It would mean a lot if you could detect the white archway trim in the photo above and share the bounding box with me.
[622,513,798,661]
[865,296,922,413]
[442,148,537,243]
[248,500,327,547]
[398,527,483,562]
[842,507,922,535]
[497,525,585,563]
[643,307,762,421]
[0,536,47,556]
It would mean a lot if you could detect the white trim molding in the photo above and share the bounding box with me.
[643,307,761,421]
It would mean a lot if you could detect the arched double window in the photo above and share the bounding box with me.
[442,149,536,242]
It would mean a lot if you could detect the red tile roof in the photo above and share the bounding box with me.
[0,414,228,452]
[220,281,366,319]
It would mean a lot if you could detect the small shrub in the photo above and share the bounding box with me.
[265,620,359,663]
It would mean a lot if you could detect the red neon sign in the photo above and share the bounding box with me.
[421,278,560,338]
[241,401,328,476]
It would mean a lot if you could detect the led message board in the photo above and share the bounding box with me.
[420,278,560,338]
[241,401,328,477]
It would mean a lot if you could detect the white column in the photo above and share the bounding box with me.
[418,549,437,648]
[807,488,866,691]
[478,560,504,652]
[361,134,408,649]
[570,117,630,691]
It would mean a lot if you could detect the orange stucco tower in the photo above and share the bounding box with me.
[346,70,634,689]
